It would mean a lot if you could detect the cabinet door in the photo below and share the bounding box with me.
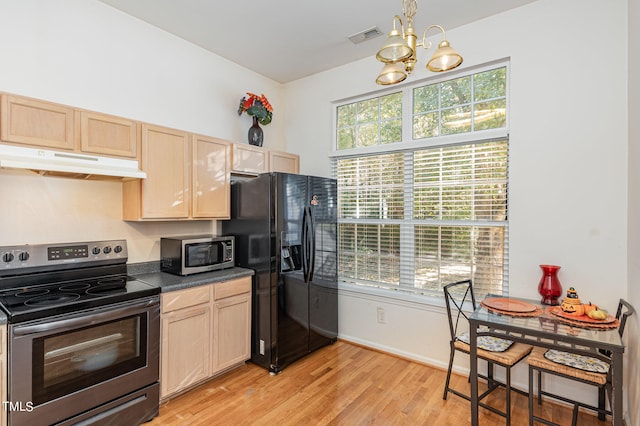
[1,94,75,150]
[161,303,211,399]
[212,293,251,373]
[139,124,190,219]
[231,144,267,175]
[80,111,137,158]
[269,150,300,174]
[192,134,230,218]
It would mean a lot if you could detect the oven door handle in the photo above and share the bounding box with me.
[12,297,159,336]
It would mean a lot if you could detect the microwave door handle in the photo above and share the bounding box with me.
[12,298,159,336]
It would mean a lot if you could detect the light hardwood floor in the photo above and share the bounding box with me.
[149,340,611,425]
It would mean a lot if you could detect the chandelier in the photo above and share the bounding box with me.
[375,0,463,85]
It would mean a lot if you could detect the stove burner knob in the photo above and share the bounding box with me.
[103,246,112,254]
[92,247,101,255]
[114,245,123,254]
[2,252,14,263]
[18,252,30,262]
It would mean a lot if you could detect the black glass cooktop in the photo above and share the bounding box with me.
[0,274,160,323]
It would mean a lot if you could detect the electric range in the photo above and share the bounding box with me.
[0,239,161,425]
[0,239,159,322]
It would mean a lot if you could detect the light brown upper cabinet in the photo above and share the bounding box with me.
[123,124,190,220]
[1,93,139,160]
[191,134,230,219]
[1,94,75,150]
[269,150,300,174]
[79,111,137,158]
[231,143,300,175]
[231,144,268,175]
[123,127,231,221]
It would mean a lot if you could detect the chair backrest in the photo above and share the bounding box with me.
[615,299,635,338]
[599,299,635,357]
[443,279,477,342]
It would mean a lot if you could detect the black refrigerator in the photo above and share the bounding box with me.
[222,172,338,374]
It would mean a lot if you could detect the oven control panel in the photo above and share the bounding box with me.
[0,239,128,271]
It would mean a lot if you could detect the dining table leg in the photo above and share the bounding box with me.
[610,351,623,426]
[470,320,479,425]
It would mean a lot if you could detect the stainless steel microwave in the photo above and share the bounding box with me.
[160,235,234,276]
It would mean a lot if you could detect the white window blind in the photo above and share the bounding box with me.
[334,63,509,299]
[337,139,508,298]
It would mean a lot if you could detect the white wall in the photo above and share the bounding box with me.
[284,0,631,414]
[0,0,635,421]
[0,0,284,262]
[626,0,639,424]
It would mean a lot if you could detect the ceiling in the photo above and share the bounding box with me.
[97,0,538,84]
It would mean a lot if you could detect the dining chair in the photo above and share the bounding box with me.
[443,279,533,425]
[527,299,635,426]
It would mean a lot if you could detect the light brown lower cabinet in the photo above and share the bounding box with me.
[212,278,251,374]
[160,277,251,401]
[160,286,211,399]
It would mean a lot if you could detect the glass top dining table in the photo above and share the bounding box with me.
[468,295,625,426]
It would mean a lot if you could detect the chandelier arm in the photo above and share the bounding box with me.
[417,24,447,50]
[392,14,406,37]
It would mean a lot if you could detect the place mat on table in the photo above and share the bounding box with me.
[545,306,620,330]
[480,300,544,317]
[482,297,537,313]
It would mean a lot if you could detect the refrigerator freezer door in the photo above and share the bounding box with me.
[273,173,310,372]
[222,174,273,371]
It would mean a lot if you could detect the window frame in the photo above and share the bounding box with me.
[331,60,510,301]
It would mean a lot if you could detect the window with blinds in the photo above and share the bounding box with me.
[334,63,509,299]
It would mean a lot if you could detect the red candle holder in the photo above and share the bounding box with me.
[538,264,562,305]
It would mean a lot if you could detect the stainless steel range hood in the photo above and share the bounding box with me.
[0,145,146,180]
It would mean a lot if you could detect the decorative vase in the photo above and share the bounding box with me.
[248,116,263,147]
[538,264,562,305]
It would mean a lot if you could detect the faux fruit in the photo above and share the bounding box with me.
[583,302,598,316]
[587,308,608,320]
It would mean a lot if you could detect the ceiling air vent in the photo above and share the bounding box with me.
[348,27,383,44]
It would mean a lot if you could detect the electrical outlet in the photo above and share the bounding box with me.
[259,339,265,355]
[376,307,386,324]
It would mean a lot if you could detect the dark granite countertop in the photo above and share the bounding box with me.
[0,263,254,325]
[128,262,254,293]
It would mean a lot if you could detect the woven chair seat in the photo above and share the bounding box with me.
[527,347,607,385]
[455,340,532,366]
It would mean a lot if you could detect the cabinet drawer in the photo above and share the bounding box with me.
[162,286,211,313]
[213,278,251,300]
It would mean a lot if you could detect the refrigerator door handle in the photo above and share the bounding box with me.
[308,206,316,282]
[301,206,309,282]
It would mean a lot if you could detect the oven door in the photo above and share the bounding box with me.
[8,297,160,425]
